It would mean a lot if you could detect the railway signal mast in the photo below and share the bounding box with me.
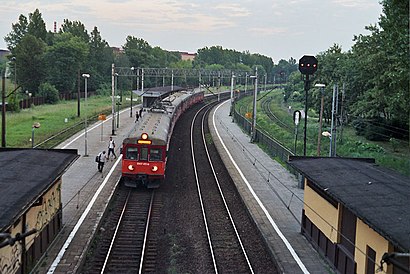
[298,55,318,156]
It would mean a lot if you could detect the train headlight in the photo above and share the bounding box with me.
[151,166,158,172]
[128,165,135,171]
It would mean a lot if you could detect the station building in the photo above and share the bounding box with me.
[0,148,78,274]
[288,156,410,274]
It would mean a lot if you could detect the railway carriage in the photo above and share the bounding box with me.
[121,87,203,188]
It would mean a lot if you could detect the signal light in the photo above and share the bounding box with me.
[141,133,148,140]
[299,55,318,75]
[152,166,158,172]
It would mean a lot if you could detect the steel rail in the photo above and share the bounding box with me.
[138,191,155,274]
[200,105,255,274]
[190,103,219,274]
[101,190,131,273]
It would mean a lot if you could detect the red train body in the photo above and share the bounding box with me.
[121,88,204,188]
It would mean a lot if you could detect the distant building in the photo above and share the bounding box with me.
[0,49,11,60]
[111,46,124,56]
[179,51,196,61]
[288,156,410,274]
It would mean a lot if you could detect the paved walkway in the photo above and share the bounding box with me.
[209,100,331,273]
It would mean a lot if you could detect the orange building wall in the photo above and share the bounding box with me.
[355,218,393,274]
[304,180,340,243]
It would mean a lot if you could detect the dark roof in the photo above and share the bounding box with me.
[288,156,410,252]
[132,86,184,97]
[0,148,78,231]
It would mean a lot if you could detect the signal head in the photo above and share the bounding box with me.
[298,55,318,75]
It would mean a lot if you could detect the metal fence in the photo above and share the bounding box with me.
[233,109,299,176]
[19,91,96,110]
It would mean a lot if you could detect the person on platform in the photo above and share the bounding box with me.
[107,136,117,160]
[135,111,140,123]
[97,151,107,172]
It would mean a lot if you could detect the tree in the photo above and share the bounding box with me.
[4,14,28,50]
[88,26,113,90]
[45,32,89,93]
[38,82,59,104]
[27,9,47,42]
[60,19,90,44]
[272,59,298,84]
[13,34,46,95]
[123,36,154,68]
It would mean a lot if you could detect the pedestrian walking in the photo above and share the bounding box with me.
[96,151,107,172]
[135,111,139,123]
[139,108,143,118]
[107,136,117,160]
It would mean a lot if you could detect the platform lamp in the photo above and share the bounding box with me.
[115,73,120,128]
[229,72,236,119]
[82,73,90,156]
[130,67,136,117]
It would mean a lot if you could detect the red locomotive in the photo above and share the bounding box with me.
[121,87,204,188]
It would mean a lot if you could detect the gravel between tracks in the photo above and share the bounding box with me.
[155,102,278,273]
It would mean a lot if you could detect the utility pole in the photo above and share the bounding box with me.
[339,83,345,144]
[1,72,5,147]
[250,67,258,142]
[329,83,339,157]
[315,84,326,156]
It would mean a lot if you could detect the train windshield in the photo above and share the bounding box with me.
[150,148,162,161]
[140,147,149,161]
[126,147,138,160]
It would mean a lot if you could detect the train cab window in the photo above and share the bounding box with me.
[140,147,148,161]
[150,148,162,161]
[126,147,139,160]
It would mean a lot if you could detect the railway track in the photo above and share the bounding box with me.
[261,96,294,131]
[80,186,160,273]
[189,101,279,273]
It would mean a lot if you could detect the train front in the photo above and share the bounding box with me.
[121,132,167,188]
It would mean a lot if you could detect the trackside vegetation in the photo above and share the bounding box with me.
[235,90,409,176]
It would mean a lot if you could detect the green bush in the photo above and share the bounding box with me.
[38,82,59,104]
[96,83,111,96]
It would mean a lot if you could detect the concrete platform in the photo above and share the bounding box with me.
[209,100,332,273]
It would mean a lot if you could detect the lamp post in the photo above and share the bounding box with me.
[115,73,120,128]
[111,64,115,135]
[31,122,41,148]
[245,72,248,96]
[250,67,258,142]
[229,72,236,117]
[11,57,16,91]
[315,83,326,156]
[82,73,90,156]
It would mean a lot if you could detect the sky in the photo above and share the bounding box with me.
[0,0,383,63]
